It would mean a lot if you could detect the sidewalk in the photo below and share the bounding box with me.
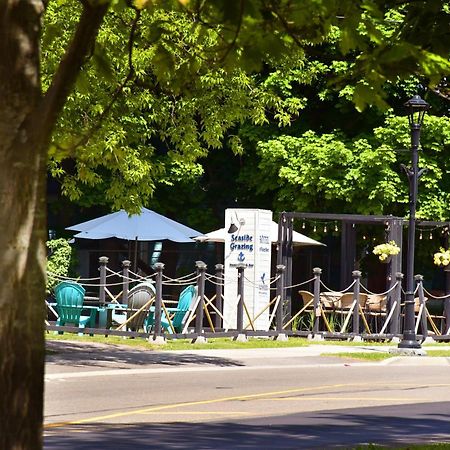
[45,339,450,377]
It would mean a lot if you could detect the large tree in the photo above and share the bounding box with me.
[1,1,449,448]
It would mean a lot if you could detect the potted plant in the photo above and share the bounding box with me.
[373,240,400,263]
[433,248,450,270]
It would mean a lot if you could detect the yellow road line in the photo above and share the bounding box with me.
[265,397,420,402]
[141,411,253,416]
[44,381,450,429]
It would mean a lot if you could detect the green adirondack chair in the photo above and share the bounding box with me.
[145,285,197,334]
[54,281,95,335]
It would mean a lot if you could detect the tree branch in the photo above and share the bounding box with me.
[35,1,109,142]
[218,0,245,63]
[53,8,142,154]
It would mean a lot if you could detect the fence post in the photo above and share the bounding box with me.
[122,260,131,304]
[98,256,109,306]
[313,268,322,334]
[415,274,428,339]
[352,270,362,335]
[276,265,285,332]
[445,269,450,335]
[152,262,164,339]
[389,272,403,335]
[215,264,224,330]
[195,261,207,335]
[236,264,245,333]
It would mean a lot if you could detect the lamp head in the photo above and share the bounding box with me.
[228,223,238,233]
[404,94,430,127]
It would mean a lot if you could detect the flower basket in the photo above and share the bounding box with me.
[373,241,400,263]
[433,248,450,269]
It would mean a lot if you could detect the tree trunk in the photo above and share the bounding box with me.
[0,1,109,448]
[0,2,47,448]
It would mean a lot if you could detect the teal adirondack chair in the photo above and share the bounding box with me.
[145,285,197,334]
[54,281,95,335]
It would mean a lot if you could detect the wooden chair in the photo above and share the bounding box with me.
[337,293,368,309]
[366,295,387,333]
[298,290,314,309]
[337,293,369,333]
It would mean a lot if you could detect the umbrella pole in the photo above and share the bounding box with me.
[134,237,138,273]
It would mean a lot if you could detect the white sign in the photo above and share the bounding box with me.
[223,209,272,330]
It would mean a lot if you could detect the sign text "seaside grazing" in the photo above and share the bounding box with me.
[230,234,254,252]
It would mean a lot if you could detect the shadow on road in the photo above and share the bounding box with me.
[46,340,244,369]
[45,402,450,449]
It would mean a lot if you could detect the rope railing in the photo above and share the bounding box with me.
[283,277,315,290]
[106,267,155,282]
[162,274,199,284]
[162,280,199,287]
[46,271,104,281]
[360,281,399,297]
[205,274,224,286]
[126,269,157,280]
[319,280,355,295]
[47,272,153,287]
[205,273,223,282]
[422,287,450,300]
[162,272,196,281]
[269,275,281,286]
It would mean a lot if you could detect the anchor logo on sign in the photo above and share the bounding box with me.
[237,251,245,262]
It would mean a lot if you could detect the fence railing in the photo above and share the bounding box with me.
[46,257,450,341]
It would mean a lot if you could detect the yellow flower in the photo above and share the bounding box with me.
[433,248,450,267]
[373,241,400,262]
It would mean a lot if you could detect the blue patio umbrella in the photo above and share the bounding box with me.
[67,208,202,242]
[67,208,203,271]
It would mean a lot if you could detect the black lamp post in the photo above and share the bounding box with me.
[398,94,430,349]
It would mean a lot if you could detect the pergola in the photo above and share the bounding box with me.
[277,211,450,322]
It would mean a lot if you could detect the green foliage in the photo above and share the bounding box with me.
[43,2,306,213]
[244,115,450,220]
[46,239,72,294]
[41,0,450,218]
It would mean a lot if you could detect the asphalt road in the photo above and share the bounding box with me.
[44,340,450,449]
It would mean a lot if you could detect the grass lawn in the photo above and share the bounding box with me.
[422,349,450,357]
[45,333,313,351]
[45,332,450,353]
[322,349,450,361]
[321,352,393,361]
[355,444,450,449]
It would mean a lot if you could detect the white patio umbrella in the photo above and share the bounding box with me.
[195,221,324,247]
[67,207,202,242]
[67,207,204,271]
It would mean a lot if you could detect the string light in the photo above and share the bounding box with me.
[313,224,317,232]
[323,225,327,232]
[334,223,338,232]
[302,222,306,229]
[429,231,433,240]
[363,235,367,240]
[419,231,423,240]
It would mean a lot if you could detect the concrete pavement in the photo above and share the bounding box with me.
[44,339,450,449]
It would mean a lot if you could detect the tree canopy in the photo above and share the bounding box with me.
[44,0,450,221]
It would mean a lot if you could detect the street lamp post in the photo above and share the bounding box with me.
[398,94,430,349]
